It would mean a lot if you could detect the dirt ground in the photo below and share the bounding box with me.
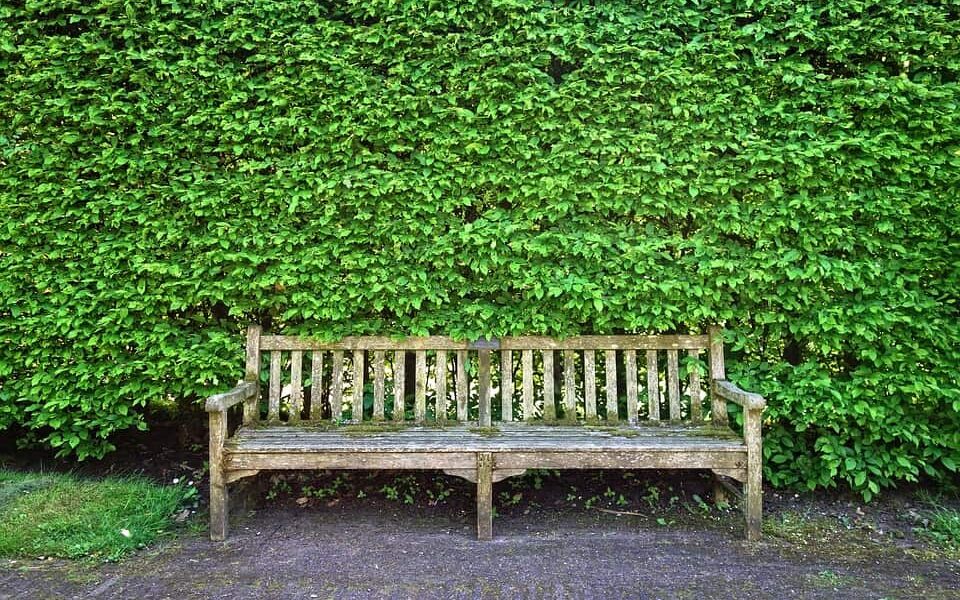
[1,424,959,599]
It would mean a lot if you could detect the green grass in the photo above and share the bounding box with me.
[0,470,190,561]
[916,499,960,558]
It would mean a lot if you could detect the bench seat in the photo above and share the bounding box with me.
[228,424,745,454]
[224,424,748,484]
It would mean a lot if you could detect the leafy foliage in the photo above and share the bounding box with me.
[1,1,958,497]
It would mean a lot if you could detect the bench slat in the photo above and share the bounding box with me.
[225,449,745,472]
[415,350,427,424]
[668,350,680,420]
[646,350,660,421]
[228,452,477,471]
[500,350,513,422]
[563,351,576,422]
[236,433,746,447]
[625,350,638,425]
[236,434,744,446]
[262,336,473,351]
[311,351,323,421]
[260,334,710,352]
[584,350,597,421]
[269,351,281,421]
[478,349,491,427]
[373,351,385,421]
[543,350,556,422]
[436,350,448,423]
[392,350,405,422]
[226,424,747,454]
[456,350,469,422]
[495,450,745,471]
[331,350,344,422]
[353,350,365,422]
[605,351,618,422]
[688,349,702,422]
[501,335,709,351]
[290,350,303,423]
[709,327,727,426]
[522,350,534,421]
[237,422,743,437]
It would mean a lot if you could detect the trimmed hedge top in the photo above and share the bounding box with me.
[1,0,958,497]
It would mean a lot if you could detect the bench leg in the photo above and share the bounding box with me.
[476,452,493,540]
[744,409,763,541]
[210,475,228,541]
[745,467,762,541]
[209,411,228,541]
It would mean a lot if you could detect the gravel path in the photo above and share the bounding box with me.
[2,505,958,600]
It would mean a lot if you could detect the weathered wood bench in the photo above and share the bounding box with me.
[206,326,765,541]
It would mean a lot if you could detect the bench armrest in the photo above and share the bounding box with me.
[205,381,258,413]
[713,380,766,410]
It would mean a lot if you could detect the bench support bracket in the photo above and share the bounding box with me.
[443,468,526,484]
[711,470,745,507]
[225,469,261,484]
[711,468,746,483]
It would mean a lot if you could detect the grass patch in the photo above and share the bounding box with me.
[0,470,191,561]
[763,510,833,543]
[914,497,960,558]
[808,569,858,589]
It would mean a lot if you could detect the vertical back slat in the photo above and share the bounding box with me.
[415,350,427,423]
[268,350,281,421]
[373,350,385,421]
[353,350,365,422]
[667,350,681,420]
[436,350,448,423]
[522,350,534,421]
[290,350,303,423]
[310,351,323,421]
[456,350,469,422]
[646,350,660,421]
[688,349,703,422]
[584,350,597,421]
[331,350,344,422]
[605,350,618,422]
[392,350,405,422]
[709,326,728,425]
[542,350,556,421]
[500,350,513,422]
[625,350,638,425]
[478,349,491,427]
[563,351,576,422]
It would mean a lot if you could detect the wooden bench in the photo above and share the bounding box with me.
[206,326,766,541]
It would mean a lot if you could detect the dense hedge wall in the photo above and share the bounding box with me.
[1,0,958,496]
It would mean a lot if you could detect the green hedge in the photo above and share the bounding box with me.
[1,0,958,497]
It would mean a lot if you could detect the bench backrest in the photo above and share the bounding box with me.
[242,326,729,427]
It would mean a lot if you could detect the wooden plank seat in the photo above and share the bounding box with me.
[206,326,766,542]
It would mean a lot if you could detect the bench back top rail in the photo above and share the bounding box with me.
[243,326,728,427]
